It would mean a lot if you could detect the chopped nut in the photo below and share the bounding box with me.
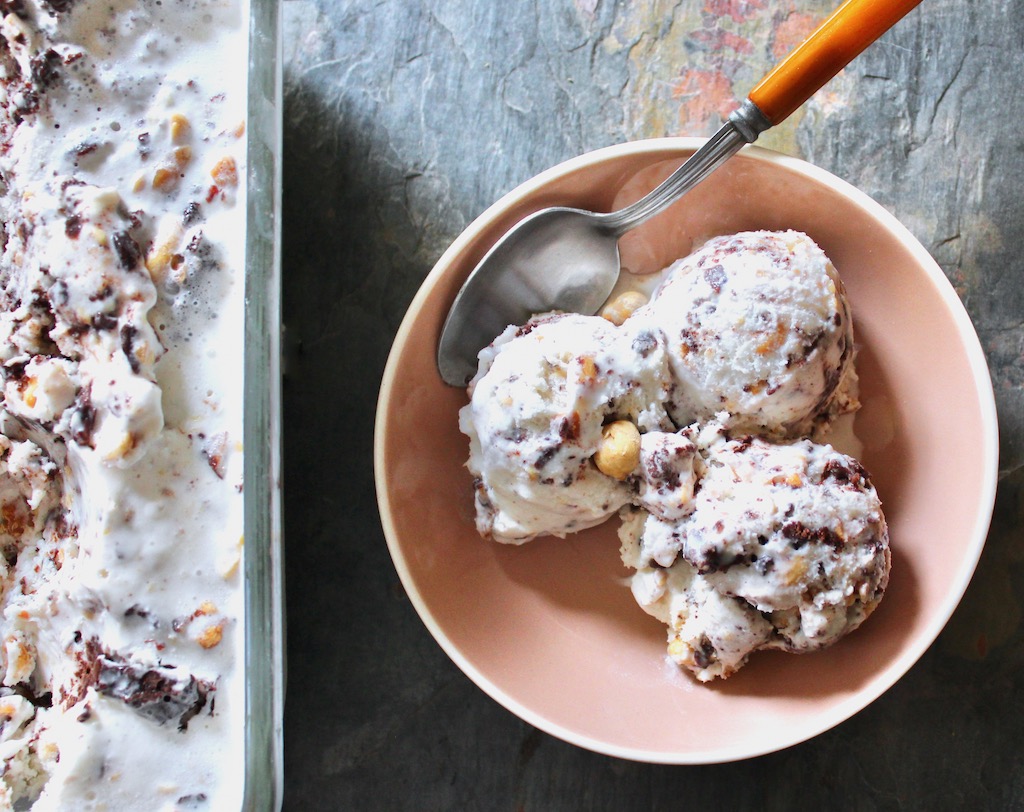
[593,420,641,481]
[172,145,192,169]
[169,113,190,144]
[784,557,808,586]
[769,472,803,488]
[145,217,185,284]
[600,290,647,326]
[152,166,179,191]
[755,322,788,355]
[221,545,242,580]
[210,156,238,186]
[197,624,223,649]
[579,356,597,384]
[23,378,37,409]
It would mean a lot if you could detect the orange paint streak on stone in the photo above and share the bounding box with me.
[690,28,755,55]
[671,68,738,131]
[771,11,821,61]
[703,0,767,25]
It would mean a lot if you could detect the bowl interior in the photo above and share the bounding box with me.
[375,141,997,762]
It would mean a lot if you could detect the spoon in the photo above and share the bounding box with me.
[437,0,923,386]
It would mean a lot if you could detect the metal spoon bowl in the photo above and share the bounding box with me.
[436,0,923,387]
[436,106,767,386]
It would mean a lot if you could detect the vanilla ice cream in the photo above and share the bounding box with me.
[0,0,249,807]
[461,312,674,543]
[633,230,857,438]
[458,229,888,684]
[621,426,889,680]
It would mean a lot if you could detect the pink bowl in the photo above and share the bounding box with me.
[373,139,998,763]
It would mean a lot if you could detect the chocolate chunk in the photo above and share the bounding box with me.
[65,213,82,238]
[781,521,843,551]
[91,312,118,331]
[111,230,141,271]
[123,604,151,621]
[0,0,27,17]
[731,435,754,453]
[557,412,580,442]
[40,0,75,12]
[631,330,658,358]
[30,49,63,87]
[99,660,210,730]
[692,635,716,669]
[182,201,203,226]
[68,387,96,447]
[120,324,141,373]
[9,683,52,709]
[703,264,727,293]
[71,638,213,731]
[822,457,870,489]
[87,282,113,302]
[696,546,726,574]
[644,446,682,489]
[534,445,557,470]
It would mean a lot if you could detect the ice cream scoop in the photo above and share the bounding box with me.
[460,312,674,543]
[437,0,923,387]
[621,426,890,680]
[633,230,856,437]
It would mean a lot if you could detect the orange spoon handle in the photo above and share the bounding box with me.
[749,0,923,126]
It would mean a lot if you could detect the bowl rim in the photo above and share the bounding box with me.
[373,137,999,763]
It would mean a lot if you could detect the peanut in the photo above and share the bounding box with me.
[600,290,647,326]
[169,113,190,144]
[593,420,641,481]
[210,156,238,186]
[197,623,224,649]
[784,557,808,586]
[172,145,192,169]
[152,166,179,191]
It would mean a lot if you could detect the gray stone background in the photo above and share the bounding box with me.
[281,0,1024,808]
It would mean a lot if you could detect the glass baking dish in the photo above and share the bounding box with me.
[0,0,282,806]
[243,0,285,807]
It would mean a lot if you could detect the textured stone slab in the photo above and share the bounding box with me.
[282,0,1024,807]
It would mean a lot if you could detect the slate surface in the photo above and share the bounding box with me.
[281,1,1024,808]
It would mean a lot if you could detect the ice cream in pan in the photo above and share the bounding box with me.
[460,229,890,682]
[0,0,249,806]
